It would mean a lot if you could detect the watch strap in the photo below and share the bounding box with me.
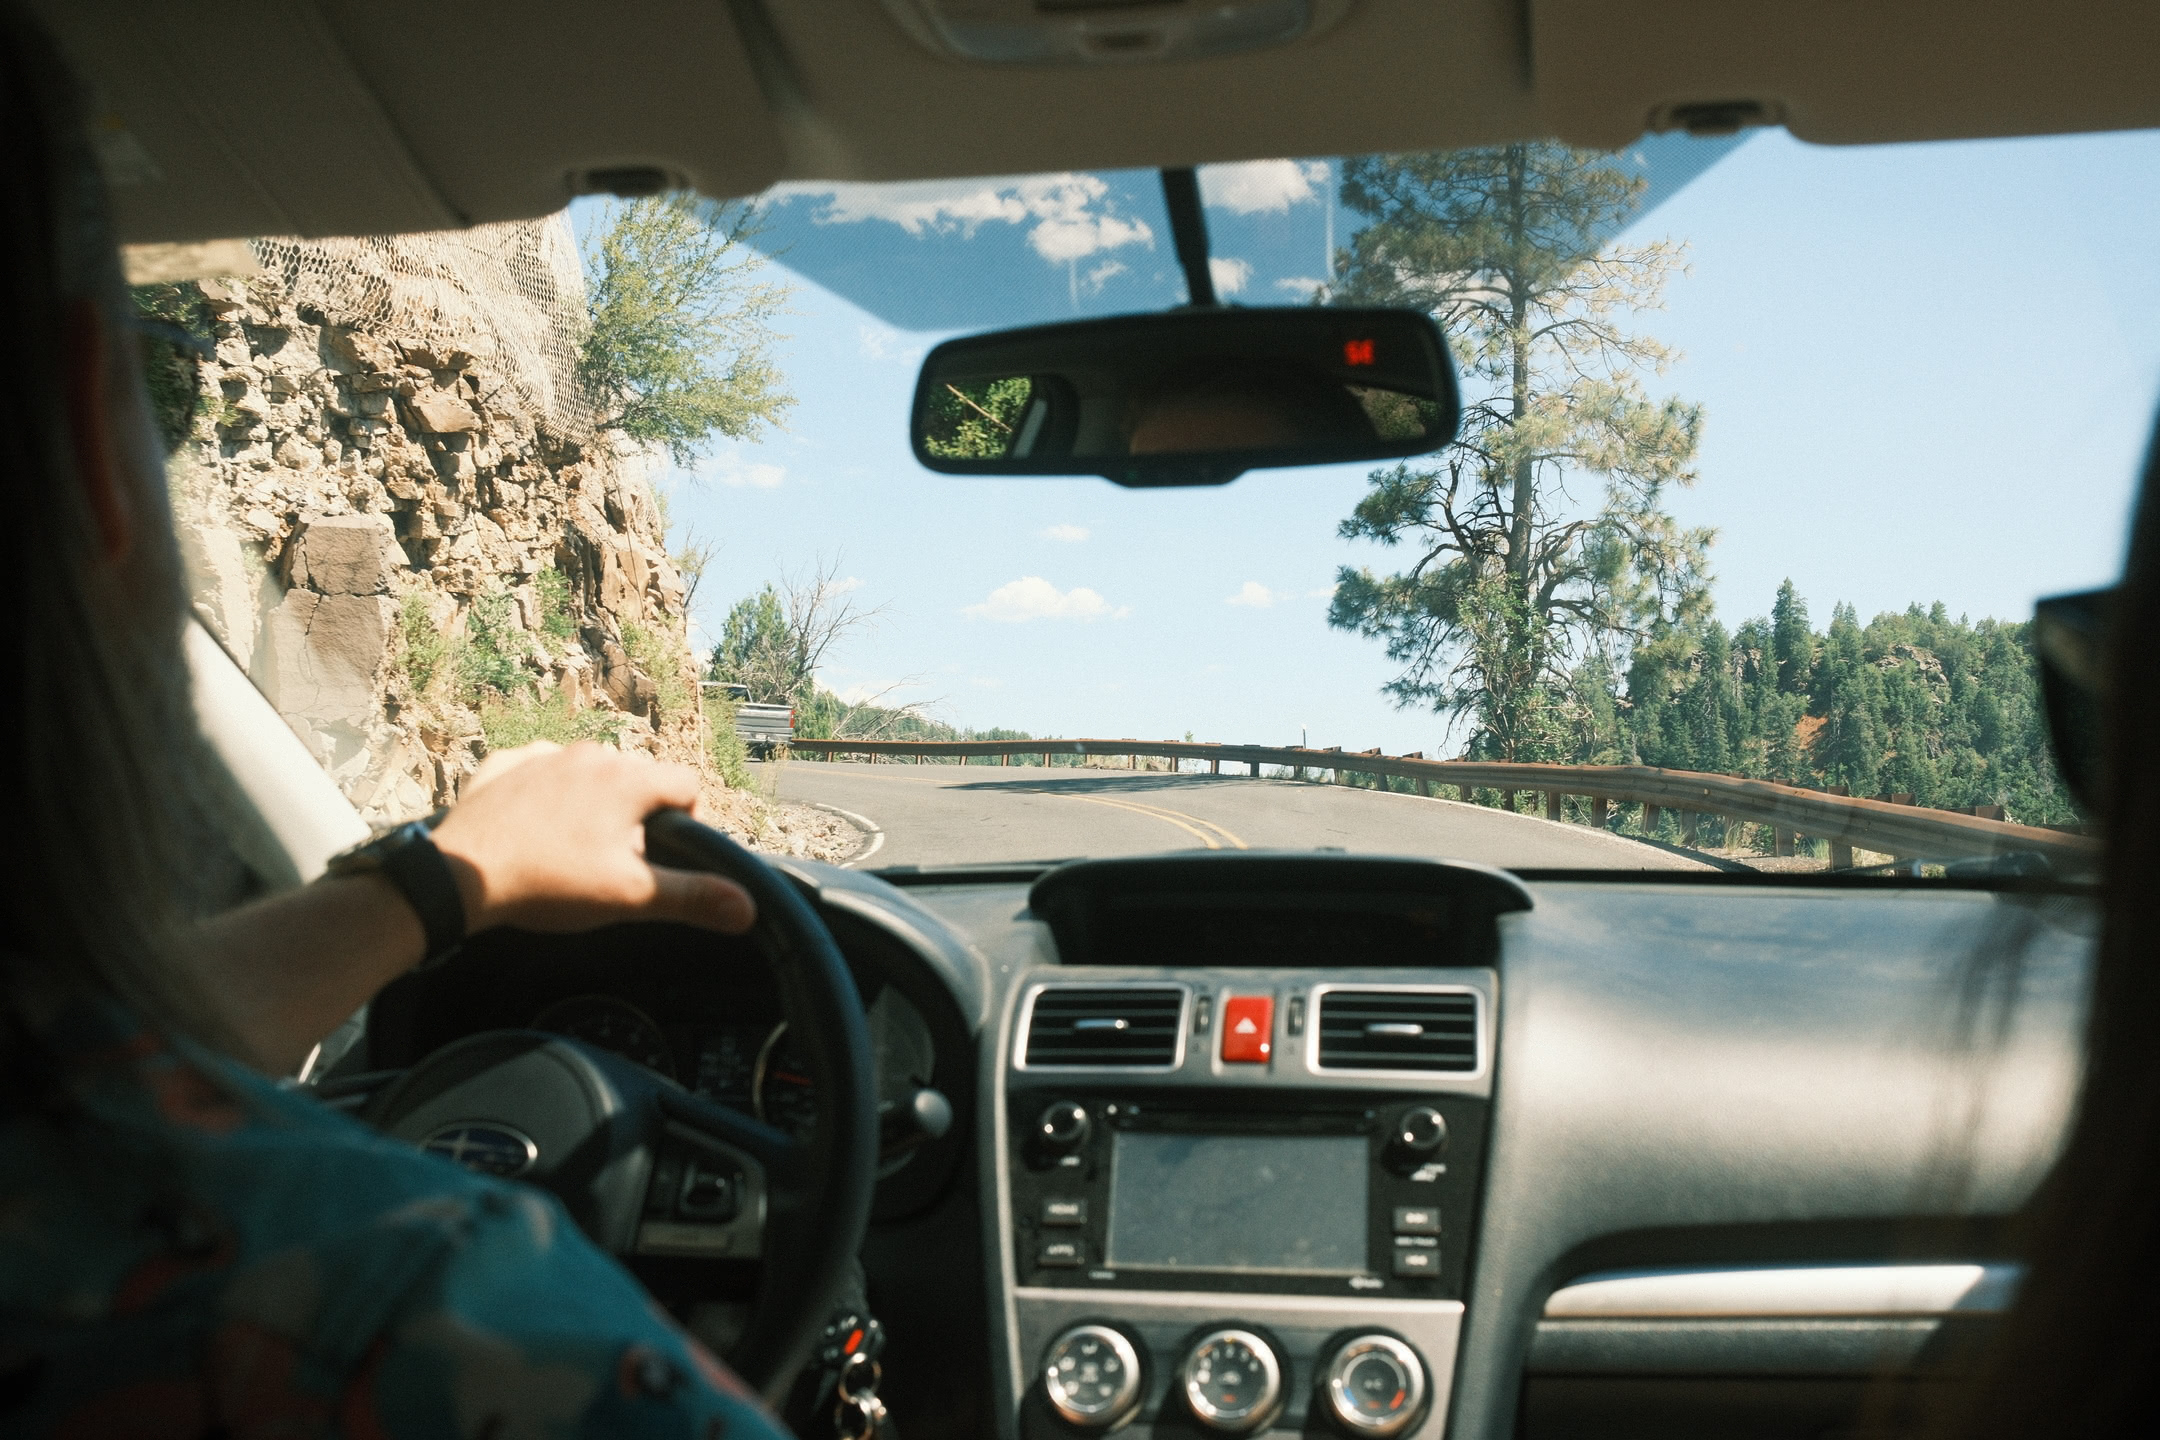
[331,819,467,971]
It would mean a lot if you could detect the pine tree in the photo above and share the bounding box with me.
[1771,579,1812,695]
[1325,143,1712,759]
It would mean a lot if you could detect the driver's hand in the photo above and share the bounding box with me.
[428,741,756,936]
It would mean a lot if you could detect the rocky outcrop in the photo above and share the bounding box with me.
[171,217,704,826]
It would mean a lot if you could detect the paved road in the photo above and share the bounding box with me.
[757,761,1711,871]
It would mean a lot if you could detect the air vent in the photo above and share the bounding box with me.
[1024,986,1185,1067]
[1316,990,1478,1072]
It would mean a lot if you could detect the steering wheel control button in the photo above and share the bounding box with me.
[676,1160,739,1221]
[1324,1335,1428,1437]
[1180,1329,1284,1434]
[1038,1237,1086,1267]
[1219,995,1274,1063]
[1043,1324,1144,1429]
[1042,1197,1088,1226]
[1392,1205,1440,1235]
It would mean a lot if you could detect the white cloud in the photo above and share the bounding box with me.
[1084,259,1128,293]
[1208,256,1252,296]
[831,575,865,594]
[1306,584,1338,598]
[1227,580,1278,608]
[971,676,1005,689]
[700,449,786,489]
[856,324,924,364]
[773,173,1154,266]
[1200,159,1330,215]
[964,576,1127,622]
[1274,275,1331,298]
[1040,523,1090,543]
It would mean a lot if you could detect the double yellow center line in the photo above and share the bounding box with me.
[1054,794,1247,849]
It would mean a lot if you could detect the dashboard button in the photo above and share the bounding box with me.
[1042,1198,1087,1227]
[1220,995,1274,1063]
[1392,1206,1440,1235]
[1039,1237,1086,1267]
[1390,1247,1439,1278]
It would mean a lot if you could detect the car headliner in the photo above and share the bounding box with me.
[34,1,2160,247]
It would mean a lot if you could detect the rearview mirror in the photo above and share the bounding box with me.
[910,307,1459,487]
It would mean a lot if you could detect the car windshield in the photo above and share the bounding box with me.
[154,130,2154,875]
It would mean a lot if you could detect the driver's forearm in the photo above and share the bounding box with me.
[176,874,426,1075]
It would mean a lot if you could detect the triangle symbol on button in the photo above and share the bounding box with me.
[1234,1017,1258,1034]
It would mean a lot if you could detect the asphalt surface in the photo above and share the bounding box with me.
[757,760,1713,871]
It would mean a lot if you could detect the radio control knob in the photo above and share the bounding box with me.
[1181,1328,1283,1433]
[1323,1334,1427,1438]
[1037,1101,1092,1153]
[1390,1107,1447,1162]
[1043,1323,1144,1429]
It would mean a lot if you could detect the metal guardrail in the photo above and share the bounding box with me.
[784,736,2096,867]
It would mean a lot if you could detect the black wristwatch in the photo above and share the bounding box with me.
[324,815,468,971]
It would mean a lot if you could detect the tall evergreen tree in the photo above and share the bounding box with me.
[1770,579,1812,695]
[1325,144,1712,758]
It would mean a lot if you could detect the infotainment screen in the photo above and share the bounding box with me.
[1106,1132,1369,1273]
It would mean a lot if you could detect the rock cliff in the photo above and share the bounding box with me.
[163,216,846,856]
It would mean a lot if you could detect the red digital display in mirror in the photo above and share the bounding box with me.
[1343,339,1376,366]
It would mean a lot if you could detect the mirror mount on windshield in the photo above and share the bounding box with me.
[1161,165,1218,309]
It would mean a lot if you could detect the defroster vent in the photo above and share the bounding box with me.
[1024,986,1185,1067]
[1316,990,1479,1072]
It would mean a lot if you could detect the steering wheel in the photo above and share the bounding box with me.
[360,811,879,1400]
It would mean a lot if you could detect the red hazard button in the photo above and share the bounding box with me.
[1220,995,1274,1063]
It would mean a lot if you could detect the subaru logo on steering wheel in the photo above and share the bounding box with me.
[422,1122,540,1178]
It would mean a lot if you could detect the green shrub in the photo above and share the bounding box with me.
[533,567,579,642]
[702,688,754,791]
[459,590,527,698]
[620,622,692,727]
[396,593,453,693]
[480,692,626,750]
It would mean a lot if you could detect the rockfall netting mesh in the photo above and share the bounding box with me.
[248,212,590,436]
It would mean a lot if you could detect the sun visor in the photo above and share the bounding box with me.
[31,1,786,244]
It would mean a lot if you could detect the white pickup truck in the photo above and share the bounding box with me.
[704,682,795,758]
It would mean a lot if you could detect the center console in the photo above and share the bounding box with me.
[993,856,1521,1440]
[999,969,1496,1440]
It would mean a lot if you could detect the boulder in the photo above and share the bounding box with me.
[288,512,402,595]
[406,387,481,433]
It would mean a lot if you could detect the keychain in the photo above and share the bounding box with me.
[833,1352,888,1440]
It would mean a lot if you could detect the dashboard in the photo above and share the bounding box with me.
[336,853,2094,1440]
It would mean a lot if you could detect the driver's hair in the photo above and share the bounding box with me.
[0,7,236,1104]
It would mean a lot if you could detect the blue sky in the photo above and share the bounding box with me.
[606,128,2160,756]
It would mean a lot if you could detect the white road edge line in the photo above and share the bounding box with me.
[815,803,886,868]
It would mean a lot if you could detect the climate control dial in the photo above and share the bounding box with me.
[1322,1334,1427,1438]
[1042,1324,1143,1430]
[1180,1328,1284,1433]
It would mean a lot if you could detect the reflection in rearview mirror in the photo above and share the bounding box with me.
[911,307,1459,487]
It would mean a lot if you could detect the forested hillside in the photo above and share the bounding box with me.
[1588,582,2072,825]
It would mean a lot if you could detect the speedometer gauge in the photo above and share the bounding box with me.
[531,995,677,1080]
[753,1022,818,1140]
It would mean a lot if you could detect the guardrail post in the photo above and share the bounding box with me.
[1545,791,1562,822]
[1590,795,1609,828]
[1210,758,1219,774]
[1682,812,1698,846]
[1774,827,1794,857]
[1643,803,1662,835]
[1457,784,1473,803]
[1830,840,1854,870]
[1418,777,1432,798]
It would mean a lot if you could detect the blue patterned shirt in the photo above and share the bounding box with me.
[0,1002,788,1440]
